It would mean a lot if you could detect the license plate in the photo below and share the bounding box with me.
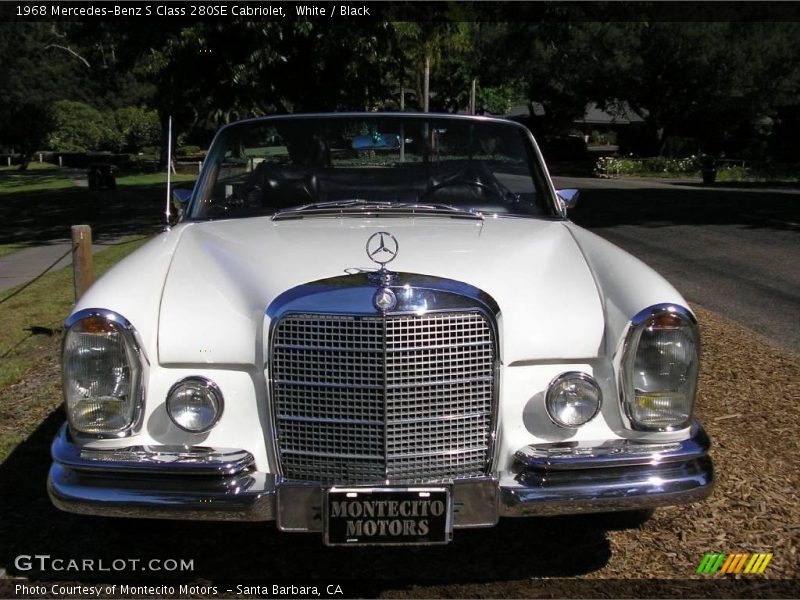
[324,487,451,546]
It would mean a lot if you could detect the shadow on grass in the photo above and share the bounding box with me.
[0,409,632,591]
[0,172,72,191]
[569,183,800,231]
[0,182,189,247]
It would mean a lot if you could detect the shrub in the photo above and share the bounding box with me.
[177,145,204,157]
[715,165,749,181]
[594,155,702,177]
[112,107,160,153]
[47,100,118,152]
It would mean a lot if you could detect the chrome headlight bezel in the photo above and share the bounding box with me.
[62,309,146,439]
[618,304,700,432]
[166,376,224,433]
[545,371,603,428]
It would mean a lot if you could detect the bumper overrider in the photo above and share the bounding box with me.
[49,422,714,528]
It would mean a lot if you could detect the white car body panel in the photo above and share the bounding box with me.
[157,216,605,366]
[74,215,692,469]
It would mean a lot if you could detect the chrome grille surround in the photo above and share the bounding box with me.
[267,273,500,485]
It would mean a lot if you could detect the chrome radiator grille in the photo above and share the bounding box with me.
[271,312,496,483]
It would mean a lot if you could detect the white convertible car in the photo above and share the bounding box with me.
[49,113,713,545]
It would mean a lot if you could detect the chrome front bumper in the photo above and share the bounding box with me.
[49,423,714,525]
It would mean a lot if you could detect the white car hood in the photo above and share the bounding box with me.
[158,216,605,365]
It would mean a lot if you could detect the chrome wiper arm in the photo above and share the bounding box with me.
[272,199,484,221]
[272,198,376,220]
[398,202,482,215]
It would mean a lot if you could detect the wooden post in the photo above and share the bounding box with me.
[71,225,93,301]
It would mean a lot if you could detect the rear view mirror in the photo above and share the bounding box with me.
[172,188,192,213]
[556,188,580,210]
[352,133,401,151]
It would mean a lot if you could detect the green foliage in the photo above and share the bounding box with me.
[3,19,800,163]
[112,107,160,153]
[477,85,524,116]
[176,145,203,157]
[593,157,800,182]
[714,166,749,182]
[594,156,702,177]
[46,101,160,153]
[47,100,116,152]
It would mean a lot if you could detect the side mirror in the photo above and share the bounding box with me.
[172,188,192,213]
[556,188,580,210]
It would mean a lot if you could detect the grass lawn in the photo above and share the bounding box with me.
[117,172,197,187]
[0,163,196,196]
[0,236,151,461]
[0,163,76,195]
[0,243,23,258]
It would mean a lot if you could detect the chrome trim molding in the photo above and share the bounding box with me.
[266,272,501,321]
[500,456,714,516]
[49,464,276,522]
[62,308,147,440]
[266,272,502,485]
[618,303,700,433]
[503,420,714,516]
[193,113,562,220]
[515,422,710,470]
[48,424,713,523]
[48,425,274,522]
[52,425,253,475]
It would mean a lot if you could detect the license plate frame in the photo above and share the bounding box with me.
[324,487,452,546]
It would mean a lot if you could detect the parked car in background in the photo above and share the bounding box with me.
[49,113,713,545]
[86,163,116,190]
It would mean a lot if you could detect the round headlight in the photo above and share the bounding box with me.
[166,377,223,433]
[546,372,602,428]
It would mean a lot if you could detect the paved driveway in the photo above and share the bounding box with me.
[555,176,800,352]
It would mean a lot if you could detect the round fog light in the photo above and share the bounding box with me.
[166,377,223,433]
[546,372,602,428]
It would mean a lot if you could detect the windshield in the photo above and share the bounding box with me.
[190,115,554,220]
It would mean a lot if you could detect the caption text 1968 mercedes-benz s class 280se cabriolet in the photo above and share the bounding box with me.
[49,113,713,545]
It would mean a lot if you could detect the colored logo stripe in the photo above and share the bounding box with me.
[697,552,773,575]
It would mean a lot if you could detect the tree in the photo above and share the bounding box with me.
[0,22,98,166]
[602,22,800,157]
[0,103,54,167]
[47,100,117,152]
[112,107,160,153]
